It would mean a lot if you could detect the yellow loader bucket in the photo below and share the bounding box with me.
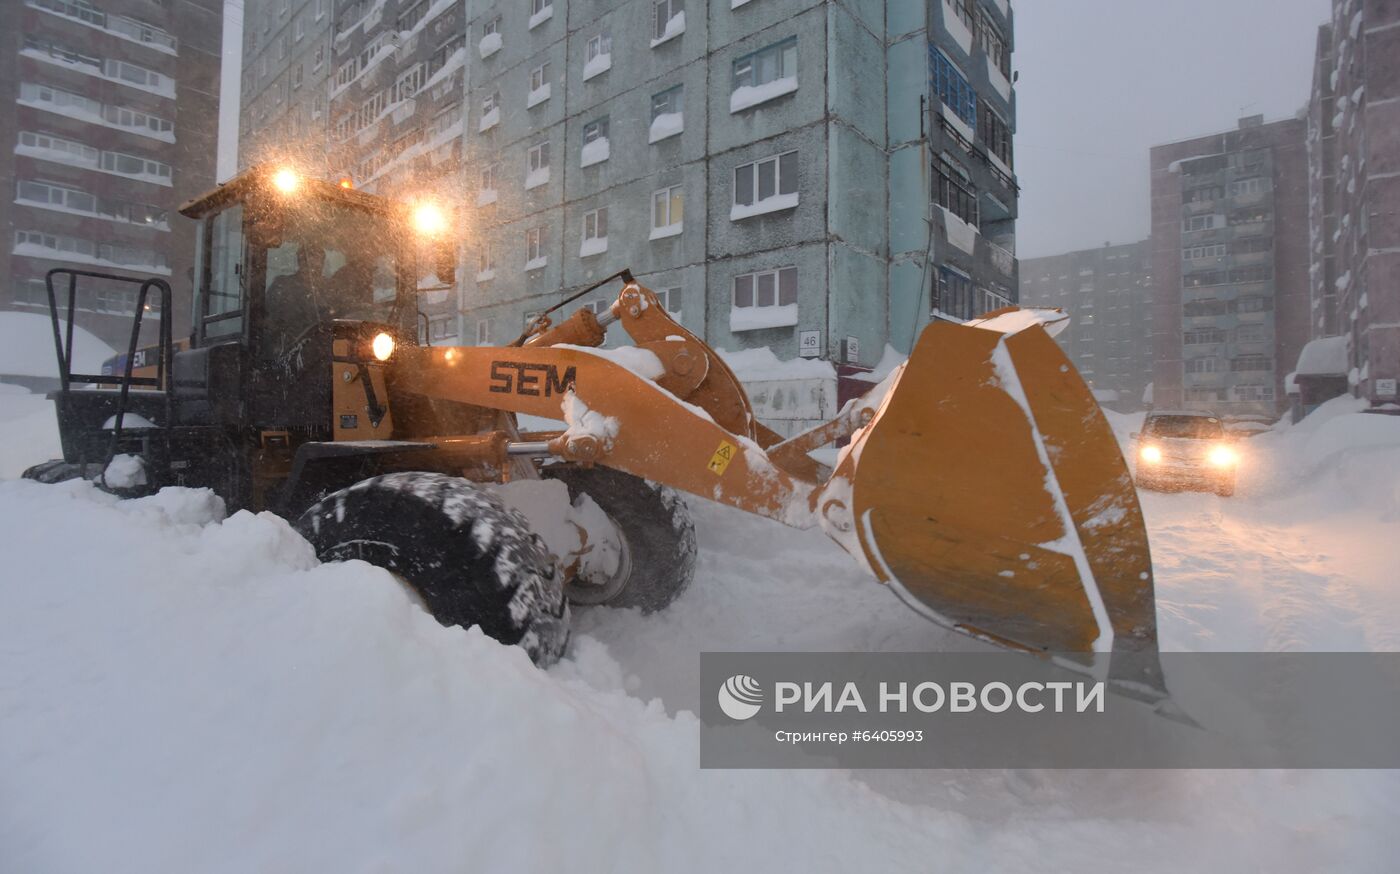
[824,320,1164,696]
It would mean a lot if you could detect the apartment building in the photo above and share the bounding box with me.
[1018,240,1154,407]
[239,0,1018,364]
[1147,115,1310,418]
[1303,0,1400,410]
[239,0,338,172]
[1,0,222,349]
[453,0,1018,363]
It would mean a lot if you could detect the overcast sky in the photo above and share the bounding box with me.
[1012,0,1331,258]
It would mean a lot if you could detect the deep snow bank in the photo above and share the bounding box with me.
[3,480,1396,873]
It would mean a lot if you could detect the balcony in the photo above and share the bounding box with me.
[935,113,1018,194]
[985,238,1014,277]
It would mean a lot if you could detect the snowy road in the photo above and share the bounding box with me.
[2,390,1398,872]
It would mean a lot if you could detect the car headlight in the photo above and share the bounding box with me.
[371,332,395,361]
[1139,445,1162,464]
[1207,444,1238,467]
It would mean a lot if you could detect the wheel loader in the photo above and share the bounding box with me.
[25,164,1167,701]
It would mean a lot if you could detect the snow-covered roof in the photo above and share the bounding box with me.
[1294,335,1348,377]
[0,312,113,379]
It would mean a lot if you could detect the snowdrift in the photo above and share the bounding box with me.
[2,396,1399,872]
[0,311,113,381]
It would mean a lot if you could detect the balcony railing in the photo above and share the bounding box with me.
[936,113,1018,193]
[986,238,1014,276]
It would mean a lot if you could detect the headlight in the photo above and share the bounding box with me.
[1207,444,1238,467]
[371,332,395,361]
[1139,445,1162,464]
[412,202,448,237]
[271,167,300,194]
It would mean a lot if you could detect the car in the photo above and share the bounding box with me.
[1132,410,1240,496]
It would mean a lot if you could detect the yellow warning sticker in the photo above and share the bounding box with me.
[707,440,737,476]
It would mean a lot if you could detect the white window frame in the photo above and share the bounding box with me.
[526,141,550,189]
[526,63,548,107]
[476,318,493,344]
[650,184,683,239]
[525,226,548,269]
[730,266,799,331]
[732,150,798,220]
[581,206,609,257]
[652,0,685,45]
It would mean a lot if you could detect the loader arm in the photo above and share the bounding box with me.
[391,344,817,527]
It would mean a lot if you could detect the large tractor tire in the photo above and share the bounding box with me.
[295,472,570,666]
[543,465,697,613]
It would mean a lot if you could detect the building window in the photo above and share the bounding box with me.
[526,141,550,188]
[1235,296,1271,313]
[978,105,1012,168]
[945,0,975,30]
[394,63,425,101]
[526,226,548,269]
[1230,355,1272,372]
[1229,177,1268,196]
[100,150,172,180]
[1185,357,1218,374]
[584,31,612,79]
[732,151,798,220]
[429,35,464,76]
[103,59,169,93]
[1183,299,1227,317]
[650,84,684,142]
[581,206,608,257]
[731,37,796,111]
[398,0,427,31]
[316,0,327,19]
[479,91,501,131]
[17,179,95,213]
[651,185,683,238]
[428,314,458,343]
[581,117,609,166]
[1182,244,1226,260]
[291,63,304,89]
[929,47,976,128]
[294,15,306,40]
[653,0,684,44]
[935,162,977,225]
[483,16,499,36]
[531,0,553,25]
[1185,185,1222,203]
[1183,214,1220,232]
[975,10,1010,78]
[936,266,973,319]
[477,242,496,279]
[528,63,551,106]
[18,130,99,165]
[1183,328,1225,345]
[731,266,798,331]
[657,287,682,318]
[476,318,492,344]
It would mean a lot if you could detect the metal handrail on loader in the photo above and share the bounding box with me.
[44,268,175,478]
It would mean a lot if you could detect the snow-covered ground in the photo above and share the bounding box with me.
[2,388,1397,872]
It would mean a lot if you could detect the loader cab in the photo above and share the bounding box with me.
[179,166,420,431]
